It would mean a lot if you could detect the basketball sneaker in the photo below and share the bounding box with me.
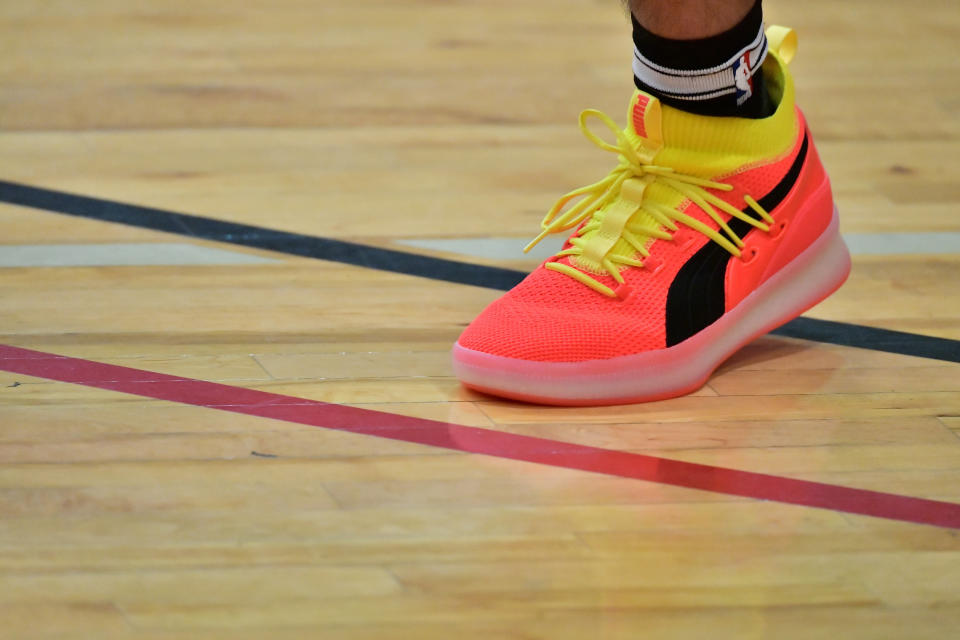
[453,27,850,405]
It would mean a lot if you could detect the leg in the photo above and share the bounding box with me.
[628,0,755,40]
[629,0,772,117]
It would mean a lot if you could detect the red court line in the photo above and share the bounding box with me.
[3,343,960,529]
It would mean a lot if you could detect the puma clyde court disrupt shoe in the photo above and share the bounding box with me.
[453,27,851,406]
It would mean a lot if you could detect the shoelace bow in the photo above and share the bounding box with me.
[524,109,776,297]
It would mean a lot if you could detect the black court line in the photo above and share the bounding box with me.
[0,180,524,292]
[771,318,959,364]
[2,179,959,364]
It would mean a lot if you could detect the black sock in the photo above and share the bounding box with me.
[631,0,774,118]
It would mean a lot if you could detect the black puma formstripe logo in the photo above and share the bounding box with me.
[665,132,810,346]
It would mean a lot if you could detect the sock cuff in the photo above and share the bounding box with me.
[630,0,764,70]
[630,0,769,111]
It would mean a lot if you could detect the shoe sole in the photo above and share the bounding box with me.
[452,206,851,406]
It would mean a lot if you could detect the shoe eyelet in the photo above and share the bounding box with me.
[643,255,665,275]
[672,229,695,251]
[769,220,787,239]
[739,246,759,264]
[614,283,633,300]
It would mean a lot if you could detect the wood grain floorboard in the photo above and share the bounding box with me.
[1,0,959,637]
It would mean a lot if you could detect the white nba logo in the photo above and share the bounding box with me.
[733,52,753,105]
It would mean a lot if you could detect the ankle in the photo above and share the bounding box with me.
[630,0,774,118]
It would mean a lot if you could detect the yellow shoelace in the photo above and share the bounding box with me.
[525,109,776,297]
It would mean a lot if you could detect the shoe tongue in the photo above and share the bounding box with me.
[569,91,667,276]
[625,90,663,152]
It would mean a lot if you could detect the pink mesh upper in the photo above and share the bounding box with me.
[458,266,667,362]
[459,129,806,363]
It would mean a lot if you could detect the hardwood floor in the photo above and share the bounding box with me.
[1,1,959,637]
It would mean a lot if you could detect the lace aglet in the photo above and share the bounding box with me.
[523,231,550,253]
